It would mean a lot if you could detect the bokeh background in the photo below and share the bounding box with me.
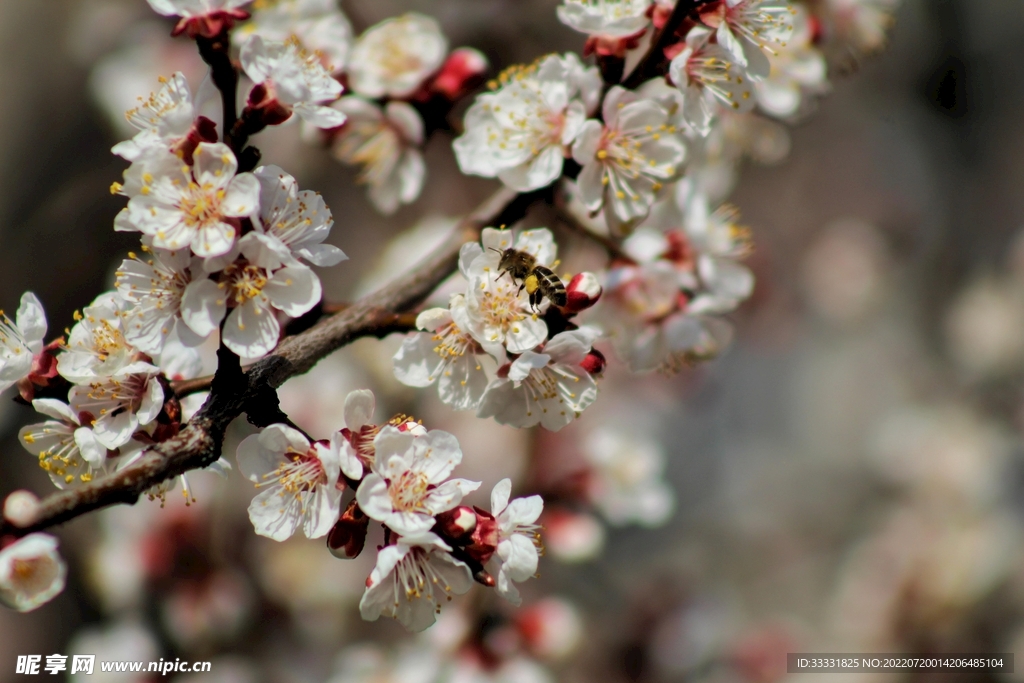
[3,0,1024,681]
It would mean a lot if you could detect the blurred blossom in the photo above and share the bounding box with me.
[69,618,160,683]
[540,509,605,563]
[800,218,889,325]
[944,276,1024,379]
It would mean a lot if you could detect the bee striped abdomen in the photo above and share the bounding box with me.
[532,266,566,307]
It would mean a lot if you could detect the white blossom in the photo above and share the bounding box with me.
[827,0,899,54]
[69,361,165,450]
[240,35,346,128]
[556,0,653,38]
[236,0,353,73]
[330,97,425,215]
[572,86,686,234]
[487,479,543,606]
[118,142,260,257]
[359,531,472,632]
[460,228,557,354]
[668,27,756,135]
[57,293,133,383]
[753,7,828,118]
[252,165,347,266]
[347,13,448,99]
[0,292,46,395]
[115,246,208,355]
[710,0,796,81]
[583,428,674,526]
[356,426,480,536]
[111,72,203,162]
[477,328,600,431]
[392,297,493,411]
[19,399,107,490]
[236,423,343,541]
[0,534,67,612]
[181,232,322,358]
[146,0,251,20]
[453,54,600,192]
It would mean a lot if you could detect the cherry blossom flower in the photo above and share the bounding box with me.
[668,27,756,135]
[330,98,426,215]
[827,0,898,54]
[236,0,353,73]
[118,142,260,257]
[111,72,216,163]
[359,531,472,632]
[701,0,796,81]
[236,423,343,541]
[356,425,480,535]
[392,297,493,411]
[453,54,600,192]
[181,232,322,358]
[115,246,208,355]
[19,399,107,490]
[486,478,543,606]
[69,361,165,450]
[591,258,734,372]
[459,228,557,354]
[0,534,67,612]
[146,0,252,38]
[572,86,686,234]
[583,428,674,526]
[753,8,828,118]
[239,35,346,128]
[347,13,448,99]
[0,292,46,395]
[477,328,600,431]
[57,293,133,383]
[252,165,347,266]
[556,0,653,38]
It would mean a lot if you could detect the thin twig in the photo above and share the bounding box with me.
[2,185,526,538]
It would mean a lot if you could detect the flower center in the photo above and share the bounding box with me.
[220,262,270,305]
[179,182,225,228]
[262,448,326,494]
[388,470,430,512]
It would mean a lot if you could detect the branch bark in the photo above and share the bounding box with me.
[2,185,527,538]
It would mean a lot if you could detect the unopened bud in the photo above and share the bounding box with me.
[3,490,40,528]
[563,272,603,313]
[464,507,499,564]
[435,506,477,541]
[428,48,489,101]
[579,348,607,376]
[327,500,369,559]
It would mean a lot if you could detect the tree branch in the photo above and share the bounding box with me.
[2,185,527,538]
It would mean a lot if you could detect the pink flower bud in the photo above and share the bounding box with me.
[580,348,607,376]
[463,507,499,564]
[428,48,488,101]
[435,506,477,541]
[3,491,39,528]
[171,9,250,39]
[563,272,603,313]
[327,501,369,560]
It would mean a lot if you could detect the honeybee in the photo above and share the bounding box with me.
[491,247,567,309]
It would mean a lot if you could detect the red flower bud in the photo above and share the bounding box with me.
[427,48,488,101]
[563,272,603,314]
[171,9,250,39]
[580,348,607,376]
[435,506,478,541]
[463,507,499,565]
[327,500,369,560]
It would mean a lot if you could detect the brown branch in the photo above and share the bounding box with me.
[2,185,526,538]
[622,0,708,89]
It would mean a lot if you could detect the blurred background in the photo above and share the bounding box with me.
[3,0,1024,681]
